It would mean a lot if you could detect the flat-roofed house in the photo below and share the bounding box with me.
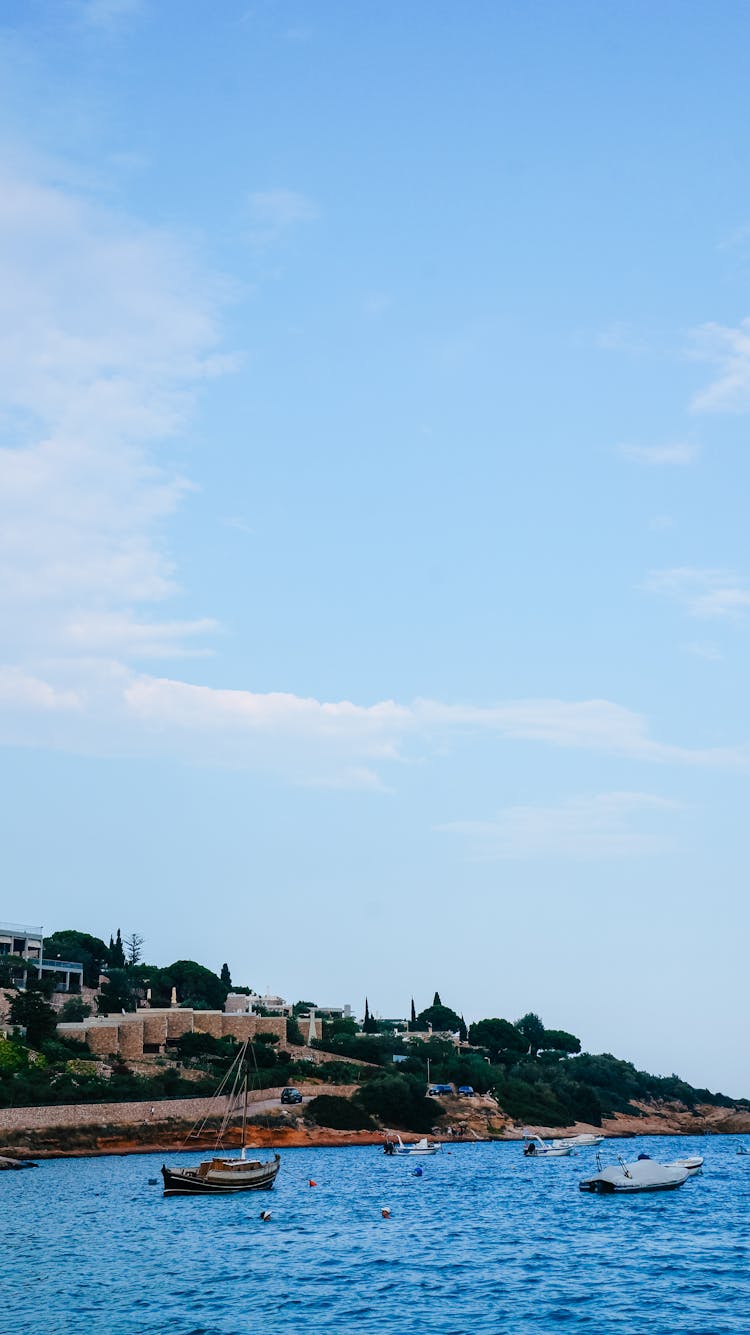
[0,921,83,993]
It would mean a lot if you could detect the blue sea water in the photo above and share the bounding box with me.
[4,1135,750,1334]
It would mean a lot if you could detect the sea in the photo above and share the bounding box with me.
[5,1134,749,1334]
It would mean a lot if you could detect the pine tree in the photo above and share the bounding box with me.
[410,997,416,1026]
[220,963,232,988]
[459,1014,468,1042]
[363,997,378,1033]
[432,991,442,1007]
[109,929,126,968]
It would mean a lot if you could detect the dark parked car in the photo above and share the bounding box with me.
[458,1085,475,1097]
[280,1087,303,1105]
[428,1083,453,1095]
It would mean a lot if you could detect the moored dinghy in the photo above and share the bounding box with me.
[552,1133,604,1148]
[579,1155,689,1193]
[663,1154,703,1176]
[386,1134,441,1156]
[523,1136,572,1158]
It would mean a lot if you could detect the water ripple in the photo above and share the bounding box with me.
[5,1136,750,1333]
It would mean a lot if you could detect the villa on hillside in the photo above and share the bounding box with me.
[0,921,83,994]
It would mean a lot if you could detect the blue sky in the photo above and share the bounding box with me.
[2,0,750,1093]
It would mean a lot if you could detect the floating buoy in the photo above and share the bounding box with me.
[381,1207,391,1218]
[309,1179,317,1187]
[413,1166,423,1177]
[260,1210,272,1222]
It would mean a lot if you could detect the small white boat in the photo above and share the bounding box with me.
[737,1146,750,1156]
[664,1155,703,1175]
[523,1136,572,1158]
[387,1134,441,1156]
[579,1156,688,1193]
[552,1133,604,1148]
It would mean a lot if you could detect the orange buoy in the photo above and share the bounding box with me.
[309,1179,317,1187]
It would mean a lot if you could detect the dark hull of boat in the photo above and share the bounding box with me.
[161,1157,280,1197]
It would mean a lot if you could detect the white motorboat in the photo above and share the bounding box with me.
[663,1154,703,1175]
[386,1134,440,1156]
[552,1133,604,1148]
[579,1156,689,1193]
[523,1136,572,1158]
[737,1146,750,1156]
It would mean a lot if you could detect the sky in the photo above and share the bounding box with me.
[2,0,750,1095]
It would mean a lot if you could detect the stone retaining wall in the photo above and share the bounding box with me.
[0,1084,357,1133]
[57,1009,288,1058]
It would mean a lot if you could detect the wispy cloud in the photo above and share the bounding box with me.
[595,322,651,355]
[685,641,724,662]
[0,161,228,664]
[618,442,700,466]
[78,0,144,30]
[646,567,750,619]
[690,318,750,413]
[245,189,320,245]
[0,667,81,712]
[1,667,747,784]
[438,792,682,860]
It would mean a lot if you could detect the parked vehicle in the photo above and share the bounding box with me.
[458,1085,475,1097]
[280,1087,303,1105]
[428,1083,453,1095]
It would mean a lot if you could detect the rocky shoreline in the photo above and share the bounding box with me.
[2,1097,750,1160]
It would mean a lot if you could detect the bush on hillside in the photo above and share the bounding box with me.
[305,1095,375,1131]
[356,1072,442,1133]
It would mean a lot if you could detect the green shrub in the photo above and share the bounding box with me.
[356,1072,442,1132]
[305,1095,375,1130]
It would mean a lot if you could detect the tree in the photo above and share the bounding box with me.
[6,986,58,1047]
[58,996,92,1022]
[459,1014,468,1043]
[410,997,417,1030]
[163,960,228,1010]
[432,992,442,1007]
[415,1001,463,1034]
[515,1012,546,1054]
[96,969,136,1014]
[539,1029,581,1055]
[44,930,108,988]
[108,929,126,969]
[357,1072,442,1133]
[220,963,232,988]
[362,997,379,1034]
[124,932,144,967]
[468,1017,528,1059]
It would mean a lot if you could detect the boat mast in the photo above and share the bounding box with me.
[240,1073,248,1160]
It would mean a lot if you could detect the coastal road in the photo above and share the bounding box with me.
[245,1095,312,1115]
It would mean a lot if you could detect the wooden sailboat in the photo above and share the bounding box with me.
[161,1039,281,1197]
